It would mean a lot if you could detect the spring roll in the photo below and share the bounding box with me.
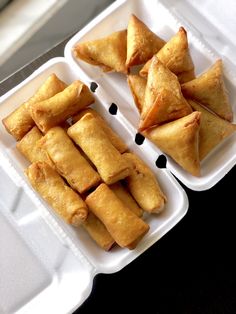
[40,127,100,193]
[123,153,167,214]
[85,183,149,249]
[2,74,67,140]
[67,113,132,184]
[83,183,145,251]
[30,80,94,133]
[83,212,115,251]
[110,182,143,217]
[26,162,88,226]
[73,108,127,153]
[16,126,54,167]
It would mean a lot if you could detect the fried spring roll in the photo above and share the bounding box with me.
[26,162,88,226]
[73,108,127,153]
[2,74,67,140]
[83,212,115,251]
[40,127,100,193]
[123,153,167,214]
[30,80,94,133]
[110,182,143,217]
[84,182,144,250]
[16,126,54,167]
[85,183,149,249]
[67,113,132,184]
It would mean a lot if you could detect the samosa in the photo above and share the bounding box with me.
[73,30,128,73]
[127,74,146,114]
[181,59,233,121]
[126,14,165,67]
[139,56,192,130]
[143,111,201,176]
[140,27,195,83]
[188,99,236,160]
[177,69,195,84]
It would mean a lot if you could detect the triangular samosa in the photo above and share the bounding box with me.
[127,74,146,114]
[73,30,128,73]
[177,69,195,84]
[188,99,236,160]
[126,14,165,67]
[181,59,233,121]
[143,111,201,176]
[140,27,195,83]
[139,56,192,130]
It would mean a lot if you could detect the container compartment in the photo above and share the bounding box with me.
[64,0,236,191]
[0,57,188,275]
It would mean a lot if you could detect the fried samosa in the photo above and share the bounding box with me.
[139,56,192,130]
[177,69,195,84]
[181,59,233,121]
[73,30,128,73]
[140,27,195,83]
[127,74,146,114]
[143,111,201,176]
[188,99,236,160]
[126,14,165,67]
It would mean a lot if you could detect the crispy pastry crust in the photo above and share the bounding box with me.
[181,60,233,122]
[85,183,149,249]
[123,152,167,213]
[2,74,67,140]
[143,111,201,176]
[26,162,88,226]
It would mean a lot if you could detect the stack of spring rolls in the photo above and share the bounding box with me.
[2,73,167,251]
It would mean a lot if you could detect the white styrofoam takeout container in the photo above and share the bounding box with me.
[65,0,236,191]
[0,57,188,313]
[0,0,235,313]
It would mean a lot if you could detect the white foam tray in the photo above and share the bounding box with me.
[0,0,235,313]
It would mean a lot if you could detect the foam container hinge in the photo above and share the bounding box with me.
[0,0,235,312]
[64,0,236,191]
[0,57,188,313]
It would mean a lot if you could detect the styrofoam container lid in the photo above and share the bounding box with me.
[0,0,235,312]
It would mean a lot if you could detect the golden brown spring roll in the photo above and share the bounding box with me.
[85,183,149,249]
[26,162,88,226]
[123,153,167,214]
[2,74,67,140]
[30,80,94,133]
[16,126,54,167]
[73,108,127,153]
[83,212,115,251]
[83,183,143,251]
[67,113,132,184]
[110,182,143,217]
[40,127,100,193]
